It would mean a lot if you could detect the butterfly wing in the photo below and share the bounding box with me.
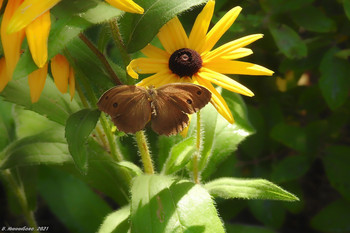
[156,83,212,114]
[150,94,189,136]
[150,83,212,136]
[97,85,152,134]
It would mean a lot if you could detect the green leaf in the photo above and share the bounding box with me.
[38,166,112,233]
[204,178,299,201]
[290,6,336,33]
[98,206,130,233]
[0,78,80,125]
[130,174,225,233]
[319,47,350,110]
[64,139,132,205]
[344,0,350,21]
[199,90,254,180]
[0,129,72,169]
[161,136,196,175]
[0,99,15,151]
[323,145,350,201]
[120,0,207,53]
[14,0,123,79]
[269,23,307,59]
[13,106,60,138]
[226,223,276,233]
[311,199,350,233]
[65,109,100,174]
[271,155,311,183]
[65,37,123,96]
[270,123,307,152]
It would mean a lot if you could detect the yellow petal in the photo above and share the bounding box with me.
[68,68,75,100]
[220,48,253,60]
[28,63,48,103]
[204,59,274,76]
[127,57,169,79]
[203,6,242,53]
[51,54,69,93]
[136,71,178,88]
[158,17,189,54]
[7,0,60,33]
[198,67,254,97]
[0,0,4,9]
[195,75,234,124]
[1,0,26,80]
[105,0,144,14]
[141,44,170,59]
[180,114,191,138]
[203,34,263,62]
[25,11,51,68]
[189,0,215,53]
[0,57,10,92]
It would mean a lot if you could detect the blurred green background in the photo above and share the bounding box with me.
[1,0,350,232]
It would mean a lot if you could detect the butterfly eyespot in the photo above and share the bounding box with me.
[186,99,192,104]
[197,90,202,95]
[113,103,118,108]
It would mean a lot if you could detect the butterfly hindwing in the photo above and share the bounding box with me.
[150,83,211,136]
[150,93,189,136]
[156,83,212,114]
[97,85,152,134]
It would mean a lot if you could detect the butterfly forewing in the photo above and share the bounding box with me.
[97,85,152,134]
[156,83,212,114]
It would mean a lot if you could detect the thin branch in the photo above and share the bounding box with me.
[79,33,122,85]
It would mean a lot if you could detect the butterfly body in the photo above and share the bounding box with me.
[97,83,211,136]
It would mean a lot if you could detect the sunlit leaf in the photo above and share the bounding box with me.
[205,178,299,201]
[130,174,225,233]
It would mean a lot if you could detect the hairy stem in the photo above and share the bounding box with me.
[99,113,124,162]
[135,131,154,174]
[1,170,38,233]
[193,111,201,184]
[109,18,133,84]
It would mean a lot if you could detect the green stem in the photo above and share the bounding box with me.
[193,111,201,184]
[99,113,123,162]
[109,18,133,84]
[135,131,154,174]
[78,33,122,85]
[1,170,38,233]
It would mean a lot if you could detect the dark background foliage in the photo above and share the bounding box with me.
[210,0,350,232]
[1,0,350,232]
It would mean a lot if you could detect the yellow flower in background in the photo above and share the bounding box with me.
[7,0,144,34]
[0,0,25,88]
[105,0,144,14]
[1,0,143,102]
[0,1,74,102]
[27,54,75,103]
[127,0,274,123]
[51,54,76,100]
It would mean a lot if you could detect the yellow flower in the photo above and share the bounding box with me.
[0,1,74,102]
[0,0,25,85]
[7,0,144,34]
[1,0,143,102]
[127,0,274,123]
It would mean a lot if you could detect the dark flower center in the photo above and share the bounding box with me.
[168,48,202,77]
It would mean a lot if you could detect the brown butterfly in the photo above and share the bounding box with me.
[97,83,212,136]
